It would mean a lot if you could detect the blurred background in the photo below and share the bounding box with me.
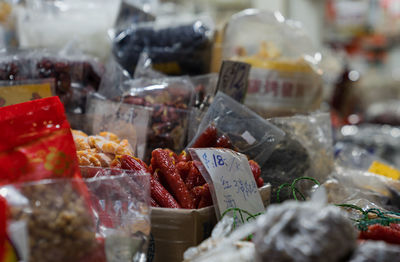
[3,0,400,165]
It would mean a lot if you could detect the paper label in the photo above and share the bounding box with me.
[368,161,400,180]
[217,60,251,103]
[190,148,264,224]
[245,67,321,111]
[7,220,29,261]
[0,82,53,107]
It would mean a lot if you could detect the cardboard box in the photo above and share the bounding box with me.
[148,184,271,262]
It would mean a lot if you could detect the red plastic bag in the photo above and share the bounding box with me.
[0,96,81,183]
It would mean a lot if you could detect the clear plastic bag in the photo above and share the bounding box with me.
[265,112,334,202]
[113,0,157,32]
[324,165,400,212]
[0,168,150,262]
[30,48,104,113]
[83,93,152,159]
[253,189,357,262]
[0,49,33,81]
[349,241,400,262]
[82,167,151,262]
[335,142,400,179]
[184,189,357,262]
[119,77,195,160]
[222,9,323,118]
[188,92,284,166]
[15,0,121,61]
[336,124,400,168]
[0,48,104,124]
[112,16,214,76]
[187,73,218,142]
[133,52,167,79]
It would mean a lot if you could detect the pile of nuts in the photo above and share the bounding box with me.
[8,181,97,262]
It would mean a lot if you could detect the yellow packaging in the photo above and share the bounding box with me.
[0,80,54,107]
[368,161,400,180]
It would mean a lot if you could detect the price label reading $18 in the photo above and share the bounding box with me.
[190,148,264,224]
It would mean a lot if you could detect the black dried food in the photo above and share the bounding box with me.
[113,22,212,76]
[261,134,311,203]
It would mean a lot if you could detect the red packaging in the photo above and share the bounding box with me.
[0,96,81,183]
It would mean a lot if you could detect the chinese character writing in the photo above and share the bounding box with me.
[224,194,236,209]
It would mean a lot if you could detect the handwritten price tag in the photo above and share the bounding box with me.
[216,60,251,103]
[189,148,264,223]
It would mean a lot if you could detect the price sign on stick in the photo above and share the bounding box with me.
[189,148,264,225]
[216,60,251,103]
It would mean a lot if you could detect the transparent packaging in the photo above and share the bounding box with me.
[222,9,323,117]
[0,48,104,125]
[324,165,400,212]
[82,94,152,160]
[119,78,195,160]
[16,0,121,60]
[183,189,357,262]
[336,124,400,167]
[265,112,334,202]
[188,92,285,166]
[112,16,214,76]
[1,167,150,262]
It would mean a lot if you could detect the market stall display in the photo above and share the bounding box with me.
[1,2,400,262]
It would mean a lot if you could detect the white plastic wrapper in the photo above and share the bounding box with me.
[349,241,400,262]
[184,189,358,262]
[253,189,357,262]
[16,0,121,60]
[324,165,400,212]
[222,9,323,117]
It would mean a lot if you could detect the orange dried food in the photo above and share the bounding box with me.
[99,132,120,143]
[72,130,134,168]
[74,137,90,151]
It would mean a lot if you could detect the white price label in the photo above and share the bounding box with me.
[190,148,264,224]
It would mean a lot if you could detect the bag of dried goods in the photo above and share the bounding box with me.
[0,48,104,127]
[15,0,120,61]
[0,168,151,262]
[184,189,357,262]
[265,112,334,203]
[0,96,81,182]
[222,9,323,118]
[118,77,195,161]
[188,92,285,167]
[84,94,152,160]
[112,15,214,76]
